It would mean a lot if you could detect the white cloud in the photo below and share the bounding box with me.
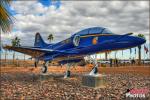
[1,1,149,46]
[11,1,48,15]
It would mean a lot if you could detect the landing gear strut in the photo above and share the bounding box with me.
[64,63,71,78]
[89,54,99,76]
[41,61,49,74]
[34,58,39,68]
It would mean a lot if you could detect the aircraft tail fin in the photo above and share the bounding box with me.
[34,33,48,48]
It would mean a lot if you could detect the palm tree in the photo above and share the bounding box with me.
[0,0,13,33]
[3,47,7,64]
[47,34,54,43]
[1,42,8,65]
[11,36,21,63]
[1,44,7,65]
[137,34,145,65]
[23,53,26,67]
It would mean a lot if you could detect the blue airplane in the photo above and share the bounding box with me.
[4,27,146,77]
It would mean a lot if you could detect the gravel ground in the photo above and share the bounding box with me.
[1,72,150,100]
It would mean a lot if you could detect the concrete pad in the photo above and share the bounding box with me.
[82,74,107,88]
[39,73,54,81]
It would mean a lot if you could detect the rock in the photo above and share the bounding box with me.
[96,94,102,99]
[1,72,150,99]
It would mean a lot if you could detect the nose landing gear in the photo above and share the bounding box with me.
[89,64,98,75]
[89,54,99,76]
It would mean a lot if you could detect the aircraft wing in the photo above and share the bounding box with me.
[4,45,78,58]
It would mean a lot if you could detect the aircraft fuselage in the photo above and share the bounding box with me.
[39,27,146,64]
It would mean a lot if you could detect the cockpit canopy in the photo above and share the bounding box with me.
[74,27,113,36]
[72,27,114,46]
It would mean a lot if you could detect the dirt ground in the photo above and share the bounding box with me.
[1,60,150,99]
[1,65,150,76]
[1,59,149,75]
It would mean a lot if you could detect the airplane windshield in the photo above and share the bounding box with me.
[101,29,113,34]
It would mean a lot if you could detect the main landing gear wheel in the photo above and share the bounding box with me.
[41,61,49,74]
[64,63,71,78]
[64,70,71,78]
[41,65,47,73]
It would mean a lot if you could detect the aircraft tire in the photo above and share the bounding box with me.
[94,67,98,74]
[34,62,37,68]
[66,70,71,77]
[42,65,47,73]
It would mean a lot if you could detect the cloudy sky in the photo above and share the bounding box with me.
[1,0,150,59]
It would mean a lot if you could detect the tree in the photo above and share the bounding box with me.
[137,34,145,65]
[0,0,13,33]
[3,47,8,64]
[47,34,54,43]
[105,51,111,60]
[1,44,7,65]
[11,37,20,63]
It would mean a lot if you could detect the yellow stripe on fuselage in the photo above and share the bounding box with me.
[80,34,114,38]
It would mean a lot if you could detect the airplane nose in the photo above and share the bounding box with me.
[127,36,146,46]
[137,37,146,44]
